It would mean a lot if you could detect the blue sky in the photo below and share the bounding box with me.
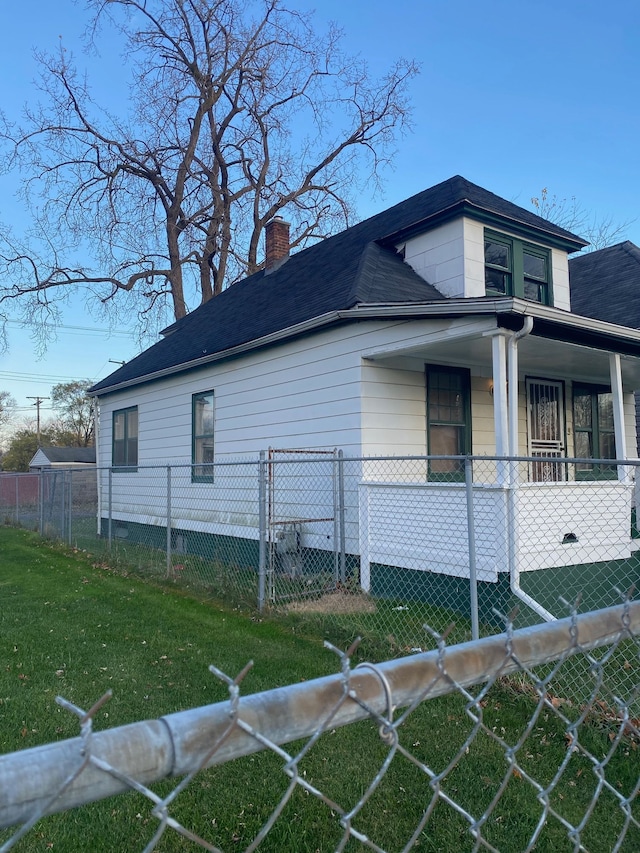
[1,0,639,432]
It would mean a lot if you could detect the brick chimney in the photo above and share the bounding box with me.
[264,216,290,272]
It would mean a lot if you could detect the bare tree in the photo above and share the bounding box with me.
[0,390,15,428]
[531,188,633,252]
[0,0,418,343]
[50,380,95,447]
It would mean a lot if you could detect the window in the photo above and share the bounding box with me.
[112,406,138,470]
[573,384,616,479]
[426,366,471,480]
[484,231,551,305]
[192,391,214,482]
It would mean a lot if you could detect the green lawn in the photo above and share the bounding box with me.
[0,527,638,852]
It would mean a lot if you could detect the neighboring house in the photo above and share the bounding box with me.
[570,241,640,453]
[89,176,640,603]
[29,446,96,471]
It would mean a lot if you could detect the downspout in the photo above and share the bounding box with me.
[507,318,533,466]
[94,399,102,537]
[506,317,556,622]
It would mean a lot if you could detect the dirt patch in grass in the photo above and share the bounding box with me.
[283,589,377,614]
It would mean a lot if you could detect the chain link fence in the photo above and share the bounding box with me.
[0,600,638,852]
[2,453,639,654]
[0,473,39,529]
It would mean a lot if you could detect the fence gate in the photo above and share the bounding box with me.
[266,448,345,604]
[40,469,73,543]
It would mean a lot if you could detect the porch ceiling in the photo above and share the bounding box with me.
[365,330,640,389]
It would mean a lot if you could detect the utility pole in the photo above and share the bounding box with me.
[27,397,49,446]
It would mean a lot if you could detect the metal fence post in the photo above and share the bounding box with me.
[58,472,65,543]
[465,455,479,641]
[38,470,44,536]
[166,465,172,577]
[15,475,19,526]
[258,451,267,612]
[338,449,346,584]
[333,450,339,584]
[67,471,73,545]
[107,468,113,551]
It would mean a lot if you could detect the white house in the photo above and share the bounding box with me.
[29,446,96,471]
[89,176,640,615]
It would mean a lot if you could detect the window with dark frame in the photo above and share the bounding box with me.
[484,231,551,306]
[192,391,215,482]
[426,366,471,480]
[573,384,616,480]
[112,406,138,470]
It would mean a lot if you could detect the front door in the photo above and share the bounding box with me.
[526,379,565,481]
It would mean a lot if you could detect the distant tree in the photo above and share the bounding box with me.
[0,0,418,345]
[0,390,15,427]
[50,381,95,447]
[1,428,54,471]
[531,188,632,251]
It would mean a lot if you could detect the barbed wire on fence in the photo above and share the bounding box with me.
[1,599,639,852]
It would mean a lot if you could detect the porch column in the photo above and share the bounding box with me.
[491,332,509,484]
[609,353,630,483]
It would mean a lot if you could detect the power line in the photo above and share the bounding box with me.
[0,370,92,384]
[5,320,134,338]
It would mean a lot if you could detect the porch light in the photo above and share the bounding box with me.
[489,380,508,397]
[561,532,578,544]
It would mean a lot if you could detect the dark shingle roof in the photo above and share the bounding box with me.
[570,241,640,328]
[38,446,96,464]
[91,175,587,394]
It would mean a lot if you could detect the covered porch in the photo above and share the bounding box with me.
[358,307,640,606]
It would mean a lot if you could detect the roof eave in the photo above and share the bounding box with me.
[90,300,512,396]
[381,200,588,253]
[90,298,640,397]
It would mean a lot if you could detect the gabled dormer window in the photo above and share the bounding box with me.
[484,231,551,305]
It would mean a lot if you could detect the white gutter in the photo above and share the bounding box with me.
[88,299,515,397]
[353,298,640,343]
[506,317,556,622]
[90,297,640,398]
[94,400,101,536]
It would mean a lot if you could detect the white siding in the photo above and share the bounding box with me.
[400,219,465,298]
[99,318,486,466]
[360,363,425,456]
[98,323,380,466]
[462,219,486,298]
[360,355,500,458]
[399,217,490,300]
[470,375,497,456]
[551,248,571,311]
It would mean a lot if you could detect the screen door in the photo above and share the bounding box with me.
[526,379,565,481]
